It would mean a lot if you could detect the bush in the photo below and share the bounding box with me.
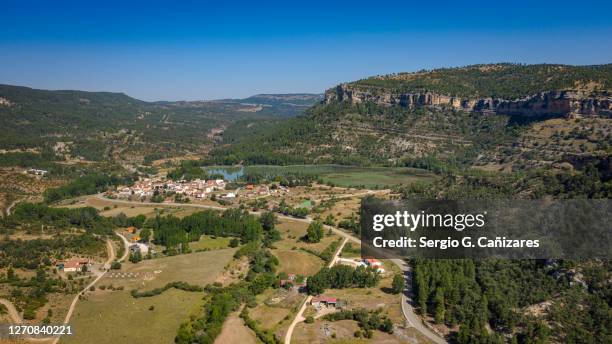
[305,221,324,243]
[23,308,36,320]
[392,273,405,294]
[131,281,204,298]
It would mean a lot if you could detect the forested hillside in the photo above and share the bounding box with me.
[212,64,612,180]
[0,85,319,165]
[211,101,516,166]
[353,63,612,99]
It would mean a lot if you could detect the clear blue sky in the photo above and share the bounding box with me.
[1,0,611,101]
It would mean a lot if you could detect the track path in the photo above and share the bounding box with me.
[49,233,128,344]
[90,193,447,343]
[283,237,348,344]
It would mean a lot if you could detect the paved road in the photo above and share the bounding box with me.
[90,193,447,343]
[284,237,348,344]
[320,225,445,343]
[391,259,447,344]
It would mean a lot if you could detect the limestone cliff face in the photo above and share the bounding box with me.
[324,84,612,117]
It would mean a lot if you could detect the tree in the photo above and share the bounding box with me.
[307,268,329,295]
[7,266,15,280]
[305,221,324,243]
[129,250,142,263]
[392,273,405,294]
[140,228,151,242]
[259,211,277,231]
[434,288,446,324]
[380,318,394,333]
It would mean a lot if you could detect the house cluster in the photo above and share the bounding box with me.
[243,184,270,198]
[26,168,48,176]
[56,258,90,272]
[364,258,386,273]
[124,227,152,254]
[129,243,150,255]
[336,258,386,274]
[116,177,226,199]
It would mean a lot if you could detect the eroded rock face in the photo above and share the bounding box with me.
[0,97,12,107]
[324,84,612,118]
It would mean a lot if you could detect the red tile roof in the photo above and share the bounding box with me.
[312,296,337,303]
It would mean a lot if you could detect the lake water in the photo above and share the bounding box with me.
[204,166,244,181]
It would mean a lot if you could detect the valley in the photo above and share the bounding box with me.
[0,63,610,344]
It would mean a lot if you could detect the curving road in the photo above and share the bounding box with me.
[0,235,129,344]
[0,298,54,342]
[50,233,129,344]
[115,232,130,262]
[284,237,348,344]
[4,198,18,217]
[0,298,23,324]
[90,193,446,343]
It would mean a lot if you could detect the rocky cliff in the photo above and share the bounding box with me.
[324,84,612,118]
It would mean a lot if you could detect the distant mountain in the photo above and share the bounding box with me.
[215,93,323,117]
[0,85,318,164]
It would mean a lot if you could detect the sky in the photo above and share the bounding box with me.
[1,0,611,101]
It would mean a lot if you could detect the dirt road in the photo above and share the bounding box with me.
[50,233,129,344]
[0,298,23,323]
[90,193,447,343]
[284,237,348,344]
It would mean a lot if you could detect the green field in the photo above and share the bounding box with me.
[62,249,236,344]
[190,235,232,251]
[209,164,436,188]
[62,289,204,344]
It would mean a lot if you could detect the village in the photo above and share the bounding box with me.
[109,174,293,203]
[114,176,227,200]
[43,168,409,344]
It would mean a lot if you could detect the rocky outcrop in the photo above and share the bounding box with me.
[324,84,612,118]
[0,97,12,107]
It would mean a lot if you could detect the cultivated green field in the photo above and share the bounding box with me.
[247,165,435,188]
[207,164,436,188]
[190,235,232,251]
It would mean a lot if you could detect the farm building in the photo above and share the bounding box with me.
[129,243,149,255]
[58,259,89,272]
[311,295,337,308]
[26,168,48,176]
[364,258,386,273]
